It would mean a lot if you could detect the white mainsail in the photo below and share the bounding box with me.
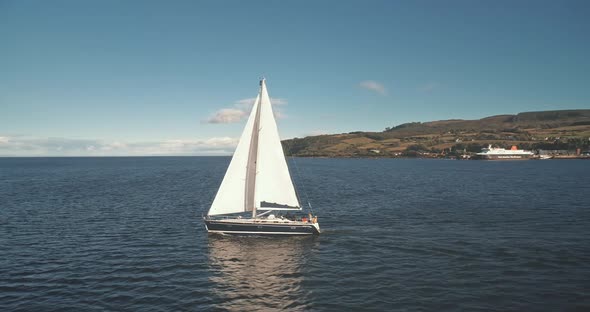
[208,94,260,216]
[208,79,300,216]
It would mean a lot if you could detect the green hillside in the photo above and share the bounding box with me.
[282,109,590,157]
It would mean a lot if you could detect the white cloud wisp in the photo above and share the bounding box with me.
[206,97,288,124]
[359,80,387,95]
[206,108,247,124]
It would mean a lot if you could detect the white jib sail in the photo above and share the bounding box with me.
[255,79,301,210]
[208,94,261,216]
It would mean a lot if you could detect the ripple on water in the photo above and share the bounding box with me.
[0,157,589,311]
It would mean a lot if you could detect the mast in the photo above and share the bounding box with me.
[246,79,264,218]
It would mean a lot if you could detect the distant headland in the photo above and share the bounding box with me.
[282,109,590,159]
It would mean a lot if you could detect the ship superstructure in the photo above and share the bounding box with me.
[475,145,534,160]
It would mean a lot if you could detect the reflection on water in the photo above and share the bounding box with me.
[207,235,319,311]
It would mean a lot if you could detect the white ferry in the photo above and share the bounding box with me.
[475,145,534,160]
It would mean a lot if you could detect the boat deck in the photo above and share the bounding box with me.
[209,218,313,226]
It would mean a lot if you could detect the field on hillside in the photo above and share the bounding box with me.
[282,110,590,157]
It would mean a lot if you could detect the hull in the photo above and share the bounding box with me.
[205,219,320,235]
[475,154,532,160]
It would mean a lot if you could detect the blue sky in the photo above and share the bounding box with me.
[1,0,589,156]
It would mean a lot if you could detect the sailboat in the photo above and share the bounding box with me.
[204,78,320,235]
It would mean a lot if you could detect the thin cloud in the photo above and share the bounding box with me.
[206,97,288,124]
[418,82,440,93]
[273,110,287,120]
[206,108,247,124]
[0,135,239,156]
[360,80,387,95]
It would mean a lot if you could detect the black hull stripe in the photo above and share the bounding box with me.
[205,220,319,235]
[207,230,312,235]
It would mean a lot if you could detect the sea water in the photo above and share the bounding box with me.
[1,157,589,311]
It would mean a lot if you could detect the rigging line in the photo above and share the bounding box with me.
[289,154,315,216]
[292,156,314,216]
[256,210,272,217]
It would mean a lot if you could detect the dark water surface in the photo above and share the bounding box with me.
[1,157,589,311]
